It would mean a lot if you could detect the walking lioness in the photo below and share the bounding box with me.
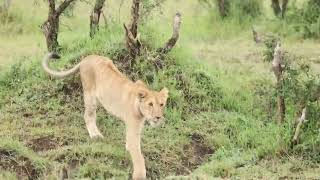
[42,53,169,179]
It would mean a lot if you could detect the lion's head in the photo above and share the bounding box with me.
[135,81,169,127]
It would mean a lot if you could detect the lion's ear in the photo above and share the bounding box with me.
[160,87,169,100]
[138,89,148,100]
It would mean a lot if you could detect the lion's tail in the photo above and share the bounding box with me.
[42,52,80,78]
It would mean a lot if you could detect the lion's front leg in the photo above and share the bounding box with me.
[125,121,146,180]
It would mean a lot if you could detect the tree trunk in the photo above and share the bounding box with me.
[217,0,229,17]
[271,0,281,16]
[276,75,285,123]
[42,0,76,52]
[272,0,289,18]
[272,42,286,123]
[90,0,106,38]
[281,0,289,18]
[42,16,60,52]
[124,0,141,59]
[129,0,140,38]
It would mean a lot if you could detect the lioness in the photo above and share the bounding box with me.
[42,53,169,180]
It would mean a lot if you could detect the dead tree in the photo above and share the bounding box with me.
[271,0,289,18]
[42,0,76,52]
[124,0,141,59]
[292,107,307,145]
[157,12,182,53]
[90,0,106,38]
[272,42,285,123]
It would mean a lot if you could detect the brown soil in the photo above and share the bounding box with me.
[0,150,40,179]
[27,135,59,152]
[178,133,215,175]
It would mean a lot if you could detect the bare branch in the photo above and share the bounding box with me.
[130,0,140,37]
[292,107,307,144]
[56,0,77,16]
[90,0,106,38]
[158,12,182,53]
[272,42,283,78]
[42,0,76,52]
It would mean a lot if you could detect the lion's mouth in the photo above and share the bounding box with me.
[147,119,164,127]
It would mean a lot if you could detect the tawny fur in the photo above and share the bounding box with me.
[42,53,169,180]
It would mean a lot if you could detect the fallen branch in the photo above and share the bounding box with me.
[292,107,307,144]
[272,41,285,123]
[157,12,182,54]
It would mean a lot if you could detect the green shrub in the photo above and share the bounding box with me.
[262,35,279,62]
[262,40,320,160]
[287,0,320,38]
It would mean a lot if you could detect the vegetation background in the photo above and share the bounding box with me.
[0,0,319,179]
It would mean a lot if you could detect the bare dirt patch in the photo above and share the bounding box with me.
[0,150,41,179]
[178,133,215,175]
[27,135,59,152]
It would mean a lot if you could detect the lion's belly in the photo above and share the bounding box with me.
[96,85,131,121]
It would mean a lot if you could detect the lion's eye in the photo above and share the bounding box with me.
[160,103,164,107]
[149,102,153,106]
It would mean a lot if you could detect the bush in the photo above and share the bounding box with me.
[287,0,320,38]
[262,35,280,62]
[262,40,320,160]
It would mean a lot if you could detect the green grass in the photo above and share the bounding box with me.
[0,0,320,179]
